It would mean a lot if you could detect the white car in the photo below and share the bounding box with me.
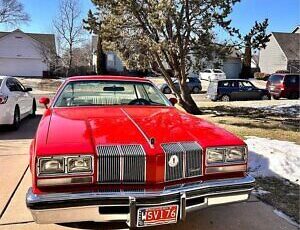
[0,76,36,129]
[199,69,226,81]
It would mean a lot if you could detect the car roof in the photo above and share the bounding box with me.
[0,76,10,80]
[67,75,151,83]
[217,79,250,81]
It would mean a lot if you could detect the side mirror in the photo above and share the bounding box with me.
[39,97,50,109]
[25,87,32,92]
[169,97,178,106]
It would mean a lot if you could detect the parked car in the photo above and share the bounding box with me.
[266,74,300,99]
[207,79,271,101]
[159,77,202,94]
[26,75,254,227]
[199,69,226,81]
[0,76,36,129]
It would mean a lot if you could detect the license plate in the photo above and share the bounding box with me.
[137,205,178,227]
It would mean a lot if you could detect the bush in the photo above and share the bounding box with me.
[254,72,270,81]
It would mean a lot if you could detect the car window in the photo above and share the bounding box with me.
[54,80,170,107]
[6,78,21,91]
[14,79,26,91]
[284,75,299,85]
[213,69,223,73]
[203,70,211,73]
[218,81,235,87]
[269,75,283,83]
[238,81,253,88]
[189,78,199,83]
[0,79,2,88]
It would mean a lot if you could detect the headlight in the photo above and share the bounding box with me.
[67,156,92,173]
[206,148,225,164]
[39,157,64,175]
[225,147,246,162]
[206,146,247,165]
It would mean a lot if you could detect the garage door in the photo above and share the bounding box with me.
[223,60,242,79]
[0,58,47,77]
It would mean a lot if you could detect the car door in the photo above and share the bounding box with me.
[15,79,33,114]
[241,81,260,100]
[6,78,24,114]
[231,81,249,100]
[8,78,28,116]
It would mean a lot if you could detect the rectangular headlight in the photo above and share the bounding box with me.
[207,148,225,164]
[225,147,246,162]
[206,146,247,165]
[67,156,92,173]
[39,157,64,175]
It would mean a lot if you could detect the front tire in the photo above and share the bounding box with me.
[12,106,21,130]
[221,95,230,102]
[272,95,280,100]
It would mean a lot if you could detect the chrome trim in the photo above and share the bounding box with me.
[162,142,203,182]
[37,176,93,187]
[97,144,146,184]
[27,175,255,226]
[205,146,247,166]
[205,165,247,174]
[37,155,94,178]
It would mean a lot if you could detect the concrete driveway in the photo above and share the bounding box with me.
[0,110,298,230]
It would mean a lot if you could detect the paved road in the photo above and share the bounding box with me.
[0,110,298,230]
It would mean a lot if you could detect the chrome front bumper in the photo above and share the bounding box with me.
[26,175,255,227]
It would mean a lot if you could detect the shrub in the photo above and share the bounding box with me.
[254,72,270,81]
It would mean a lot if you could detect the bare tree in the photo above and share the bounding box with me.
[53,0,83,74]
[0,0,30,25]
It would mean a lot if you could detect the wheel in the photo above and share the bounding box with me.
[192,86,201,94]
[261,94,270,100]
[163,87,171,94]
[272,95,280,100]
[221,95,230,102]
[29,99,36,117]
[12,106,21,130]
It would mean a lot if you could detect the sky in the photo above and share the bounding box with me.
[0,0,299,36]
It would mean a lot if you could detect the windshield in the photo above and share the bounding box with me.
[54,80,171,107]
[0,79,2,88]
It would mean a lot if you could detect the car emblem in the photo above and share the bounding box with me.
[168,155,179,167]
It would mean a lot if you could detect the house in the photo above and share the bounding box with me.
[259,26,300,74]
[190,48,242,79]
[0,29,56,77]
[92,35,242,78]
[92,35,124,73]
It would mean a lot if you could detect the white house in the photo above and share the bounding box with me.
[0,29,56,77]
[259,26,300,74]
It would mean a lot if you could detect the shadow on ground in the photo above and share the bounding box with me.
[0,115,42,140]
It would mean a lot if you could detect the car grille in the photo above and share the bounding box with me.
[97,145,146,183]
[162,142,202,182]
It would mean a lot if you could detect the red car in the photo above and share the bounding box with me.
[267,74,300,99]
[26,76,254,227]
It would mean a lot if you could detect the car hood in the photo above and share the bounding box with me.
[35,106,244,156]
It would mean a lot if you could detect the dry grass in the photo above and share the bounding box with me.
[200,114,300,144]
[255,177,300,224]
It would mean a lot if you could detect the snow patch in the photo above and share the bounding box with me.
[245,136,300,185]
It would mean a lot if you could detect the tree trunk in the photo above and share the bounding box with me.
[178,86,202,115]
[241,45,252,79]
[96,33,107,75]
